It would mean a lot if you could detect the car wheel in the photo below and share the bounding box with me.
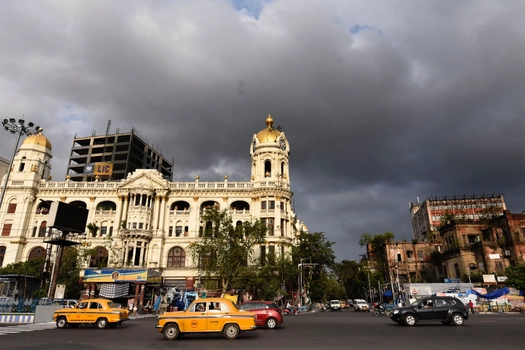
[56,317,68,329]
[266,317,278,329]
[403,314,417,326]
[96,318,108,329]
[163,323,180,340]
[451,313,464,326]
[223,323,240,340]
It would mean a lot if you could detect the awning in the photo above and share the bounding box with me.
[467,287,510,300]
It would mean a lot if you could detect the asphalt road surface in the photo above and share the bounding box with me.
[1,310,524,350]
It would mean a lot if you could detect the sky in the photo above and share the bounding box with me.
[1,0,525,262]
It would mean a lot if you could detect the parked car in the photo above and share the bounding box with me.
[53,298,129,329]
[354,299,369,312]
[329,300,341,311]
[389,296,469,326]
[238,301,284,329]
[157,298,256,340]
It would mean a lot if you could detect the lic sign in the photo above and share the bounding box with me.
[94,162,113,176]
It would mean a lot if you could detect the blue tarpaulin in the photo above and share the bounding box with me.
[467,287,509,300]
[383,290,393,297]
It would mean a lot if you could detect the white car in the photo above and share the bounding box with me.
[354,299,369,312]
[329,300,341,311]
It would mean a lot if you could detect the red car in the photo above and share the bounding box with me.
[238,301,284,329]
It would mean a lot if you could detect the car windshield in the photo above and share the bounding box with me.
[107,302,118,308]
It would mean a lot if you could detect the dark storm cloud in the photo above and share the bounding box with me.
[1,0,524,261]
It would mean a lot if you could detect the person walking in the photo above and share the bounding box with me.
[468,300,475,314]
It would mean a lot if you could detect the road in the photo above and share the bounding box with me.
[1,310,524,350]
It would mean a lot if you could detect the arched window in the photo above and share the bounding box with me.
[38,221,47,237]
[90,247,108,268]
[264,160,272,177]
[28,246,46,260]
[0,246,6,267]
[167,247,186,267]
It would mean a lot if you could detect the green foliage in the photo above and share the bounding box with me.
[430,250,443,266]
[86,222,99,237]
[505,265,525,290]
[292,231,336,302]
[437,210,457,229]
[56,247,82,299]
[0,257,44,277]
[234,258,294,301]
[188,208,267,292]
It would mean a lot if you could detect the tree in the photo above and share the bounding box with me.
[188,208,267,292]
[292,231,336,302]
[56,247,82,299]
[505,265,525,291]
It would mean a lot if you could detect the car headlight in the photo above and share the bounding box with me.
[393,310,399,314]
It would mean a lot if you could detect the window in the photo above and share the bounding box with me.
[1,224,12,236]
[100,226,108,235]
[261,201,267,210]
[167,247,186,267]
[269,201,275,209]
[139,223,144,229]
[28,247,46,260]
[38,221,47,237]
[175,225,182,237]
[0,246,5,267]
[7,203,16,214]
[168,226,173,237]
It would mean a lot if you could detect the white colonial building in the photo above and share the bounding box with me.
[0,115,306,289]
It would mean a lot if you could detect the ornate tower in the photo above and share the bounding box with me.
[250,115,294,258]
[250,114,290,186]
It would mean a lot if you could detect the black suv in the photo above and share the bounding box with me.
[389,296,469,326]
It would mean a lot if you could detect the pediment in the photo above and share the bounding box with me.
[119,169,169,191]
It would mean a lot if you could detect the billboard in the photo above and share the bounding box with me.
[48,201,89,233]
[93,162,113,176]
[83,162,113,176]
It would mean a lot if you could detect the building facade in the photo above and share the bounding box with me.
[368,210,525,287]
[410,194,506,242]
[66,127,173,182]
[0,115,305,290]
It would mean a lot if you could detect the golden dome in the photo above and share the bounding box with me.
[256,114,281,143]
[22,130,52,151]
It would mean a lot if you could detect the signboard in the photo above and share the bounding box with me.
[93,162,113,176]
[496,276,508,282]
[55,284,66,299]
[483,274,497,283]
[409,286,432,296]
[83,269,162,283]
[488,254,501,260]
[444,278,461,283]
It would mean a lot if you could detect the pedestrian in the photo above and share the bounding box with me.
[468,300,475,314]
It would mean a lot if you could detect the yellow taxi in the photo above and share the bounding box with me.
[53,298,130,329]
[156,297,256,340]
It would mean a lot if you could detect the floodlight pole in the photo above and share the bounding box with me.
[0,119,40,210]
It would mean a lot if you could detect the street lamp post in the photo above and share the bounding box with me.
[0,119,41,209]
